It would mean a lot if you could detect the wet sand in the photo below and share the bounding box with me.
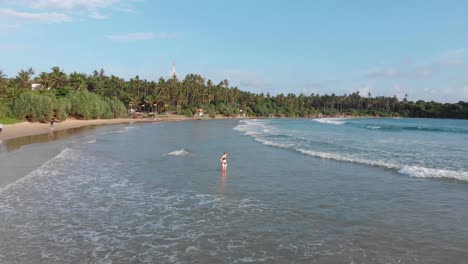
[0,116,191,141]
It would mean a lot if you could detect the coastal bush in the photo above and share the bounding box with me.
[8,90,122,122]
[187,105,198,115]
[0,100,10,118]
[0,117,21,124]
[104,97,127,118]
[12,91,54,122]
[68,91,103,119]
[252,103,268,116]
[39,91,71,120]
[67,91,125,119]
[203,104,216,118]
[2,67,468,120]
[90,97,109,119]
[55,97,71,120]
[181,109,193,117]
[54,86,72,98]
[11,92,34,121]
[67,91,91,119]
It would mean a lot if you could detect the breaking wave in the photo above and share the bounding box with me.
[84,139,96,144]
[356,123,468,134]
[398,166,468,181]
[104,126,140,135]
[0,148,74,194]
[313,118,347,125]
[165,149,190,156]
[234,119,468,182]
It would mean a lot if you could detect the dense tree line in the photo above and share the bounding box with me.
[0,67,467,121]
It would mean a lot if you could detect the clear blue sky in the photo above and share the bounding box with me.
[1,0,468,102]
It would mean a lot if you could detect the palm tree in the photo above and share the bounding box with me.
[145,95,157,113]
[0,70,8,88]
[77,80,88,92]
[152,92,168,114]
[69,72,87,91]
[49,66,67,89]
[36,72,51,89]
[15,68,34,89]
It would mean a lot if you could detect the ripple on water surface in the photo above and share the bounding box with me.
[0,146,422,264]
[2,119,468,263]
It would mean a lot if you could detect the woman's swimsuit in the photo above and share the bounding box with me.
[222,157,227,164]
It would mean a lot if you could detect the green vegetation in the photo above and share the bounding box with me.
[0,67,467,122]
[0,117,21,124]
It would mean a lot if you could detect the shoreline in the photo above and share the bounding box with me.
[0,115,233,188]
[0,116,192,142]
[0,115,380,143]
[0,115,190,188]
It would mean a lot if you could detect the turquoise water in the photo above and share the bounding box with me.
[0,119,467,263]
[235,118,468,181]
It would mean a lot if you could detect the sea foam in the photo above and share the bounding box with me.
[0,145,269,263]
[165,149,190,156]
[234,119,468,182]
[313,118,346,125]
[0,148,75,194]
[398,166,468,181]
[294,148,398,169]
[84,139,96,144]
[294,146,468,181]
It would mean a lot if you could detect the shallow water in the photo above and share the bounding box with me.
[0,125,102,152]
[0,119,467,263]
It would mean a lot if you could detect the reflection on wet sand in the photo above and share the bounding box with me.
[1,125,100,152]
[48,129,55,141]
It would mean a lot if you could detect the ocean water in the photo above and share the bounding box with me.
[0,118,467,263]
[235,118,468,181]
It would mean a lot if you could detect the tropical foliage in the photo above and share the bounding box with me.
[0,67,467,122]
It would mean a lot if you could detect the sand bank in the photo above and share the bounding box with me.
[0,116,190,141]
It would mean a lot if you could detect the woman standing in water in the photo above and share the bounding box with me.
[220,152,228,172]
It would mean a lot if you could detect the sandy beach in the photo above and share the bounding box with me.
[0,116,191,141]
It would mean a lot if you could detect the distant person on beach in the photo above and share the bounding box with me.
[50,116,58,129]
[220,152,228,172]
[0,122,3,132]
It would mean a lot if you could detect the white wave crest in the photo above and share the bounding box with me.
[235,119,468,182]
[295,148,468,181]
[295,148,398,169]
[234,119,285,139]
[165,149,189,156]
[398,166,468,181]
[0,146,269,263]
[313,118,346,125]
[234,119,266,135]
[254,137,295,148]
[84,139,96,144]
[0,148,76,194]
[105,126,140,135]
